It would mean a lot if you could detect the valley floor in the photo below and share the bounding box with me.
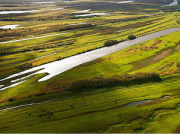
[1,0,180,132]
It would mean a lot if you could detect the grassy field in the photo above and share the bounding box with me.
[1,74,180,133]
[1,0,180,133]
[0,13,179,79]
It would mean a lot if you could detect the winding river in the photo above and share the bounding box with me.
[0,28,180,91]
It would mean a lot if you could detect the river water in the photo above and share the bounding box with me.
[0,10,39,15]
[161,0,178,7]
[118,1,134,4]
[0,28,180,91]
[0,25,20,29]
[72,9,91,14]
[75,13,108,17]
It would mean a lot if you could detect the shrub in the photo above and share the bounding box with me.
[8,98,14,102]
[104,40,119,47]
[128,34,136,40]
[39,114,42,117]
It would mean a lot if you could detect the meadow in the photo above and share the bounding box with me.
[1,0,180,133]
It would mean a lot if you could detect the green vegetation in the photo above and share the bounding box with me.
[69,73,162,92]
[104,40,119,46]
[0,12,179,78]
[128,34,137,40]
[1,0,180,133]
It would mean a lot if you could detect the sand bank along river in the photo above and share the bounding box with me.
[0,28,180,91]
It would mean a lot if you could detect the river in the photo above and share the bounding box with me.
[0,28,180,91]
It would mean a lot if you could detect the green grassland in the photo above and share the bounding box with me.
[1,74,180,133]
[1,0,180,133]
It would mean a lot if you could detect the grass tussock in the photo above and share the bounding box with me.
[69,73,162,92]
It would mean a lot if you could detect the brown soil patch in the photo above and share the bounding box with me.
[159,62,174,71]
[175,45,180,50]
[153,49,171,61]
[174,124,180,133]
[125,48,133,52]
[149,44,158,49]
[0,68,17,79]
[159,68,180,76]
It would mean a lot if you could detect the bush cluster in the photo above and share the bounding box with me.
[104,40,119,47]
[68,73,162,92]
[8,98,14,102]
[128,34,137,40]
[38,110,53,118]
